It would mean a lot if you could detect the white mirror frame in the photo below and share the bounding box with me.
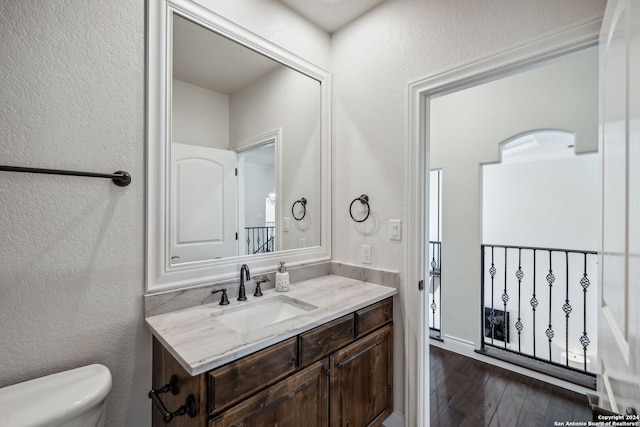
[146,0,331,292]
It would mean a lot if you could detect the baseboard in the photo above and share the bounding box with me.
[429,334,593,395]
[477,347,596,390]
[440,334,475,354]
[382,410,404,427]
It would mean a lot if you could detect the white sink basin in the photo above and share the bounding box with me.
[210,295,318,334]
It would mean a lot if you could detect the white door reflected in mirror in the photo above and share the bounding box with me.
[171,143,238,262]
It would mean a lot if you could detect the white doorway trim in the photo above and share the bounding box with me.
[405,18,601,426]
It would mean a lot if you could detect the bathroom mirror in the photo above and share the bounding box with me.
[147,0,331,291]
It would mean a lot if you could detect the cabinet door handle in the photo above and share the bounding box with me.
[336,340,383,369]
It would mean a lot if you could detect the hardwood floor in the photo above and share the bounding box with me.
[430,346,592,427]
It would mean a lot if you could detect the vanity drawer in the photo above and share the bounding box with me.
[207,337,297,415]
[298,314,354,367]
[355,297,393,338]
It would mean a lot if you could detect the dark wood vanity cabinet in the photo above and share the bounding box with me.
[210,359,329,427]
[151,297,393,427]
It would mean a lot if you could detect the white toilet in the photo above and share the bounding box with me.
[0,364,112,427]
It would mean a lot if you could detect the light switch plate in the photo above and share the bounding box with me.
[389,219,402,240]
[362,245,372,264]
[283,216,290,232]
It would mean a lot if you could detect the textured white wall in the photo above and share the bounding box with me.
[0,1,148,426]
[330,0,605,422]
[483,154,599,251]
[0,1,328,427]
[172,79,230,149]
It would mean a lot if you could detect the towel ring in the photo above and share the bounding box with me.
[349,194,370,223]
[292,197,307,221]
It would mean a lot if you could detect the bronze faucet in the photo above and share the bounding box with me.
[238,264,250,301]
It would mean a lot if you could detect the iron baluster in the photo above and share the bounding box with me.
[563,251,572,367]
[515,248,524,352]
[428,241,441,338]
[438,241,442,336]
[481,246,486,351]
[546,250,555,362]
[252,228,257,253]
[531,249,537,357]
[503,247,509,349]
[580,253,591,371]
[431,242,437,329]
[490,246,497,345]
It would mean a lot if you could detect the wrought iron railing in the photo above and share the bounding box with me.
[481,244,597,375]
[429,241,442,339]
[245,226,275,254]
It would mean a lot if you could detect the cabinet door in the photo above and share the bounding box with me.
[209,359,329,427]
[330,324,393,427]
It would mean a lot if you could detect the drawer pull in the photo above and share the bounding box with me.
[149,375,197,423]
[336,340,383,369]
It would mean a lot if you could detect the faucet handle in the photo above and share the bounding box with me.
[211,288,229,305]
[255,275,269,285]
[253,275,269,297]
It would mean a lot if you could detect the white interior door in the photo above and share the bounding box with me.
[171,143,237,263]
[598,0,639,415]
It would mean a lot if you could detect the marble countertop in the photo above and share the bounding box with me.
[145,275,397,376]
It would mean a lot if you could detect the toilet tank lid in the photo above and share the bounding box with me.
[0,364,112,426]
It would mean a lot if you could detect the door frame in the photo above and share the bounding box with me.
[598,0,640,414]
[406,18,601,426]
[235,128,282,255]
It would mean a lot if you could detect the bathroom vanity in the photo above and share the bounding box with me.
[146,276,396,427]
[145,1,397,424]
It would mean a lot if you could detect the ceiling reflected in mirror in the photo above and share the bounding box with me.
[173,15,282,94]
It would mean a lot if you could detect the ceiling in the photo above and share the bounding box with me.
[278,0,386,33]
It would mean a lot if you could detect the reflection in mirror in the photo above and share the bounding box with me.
[170,14,321,265]
[238,142,276,255]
